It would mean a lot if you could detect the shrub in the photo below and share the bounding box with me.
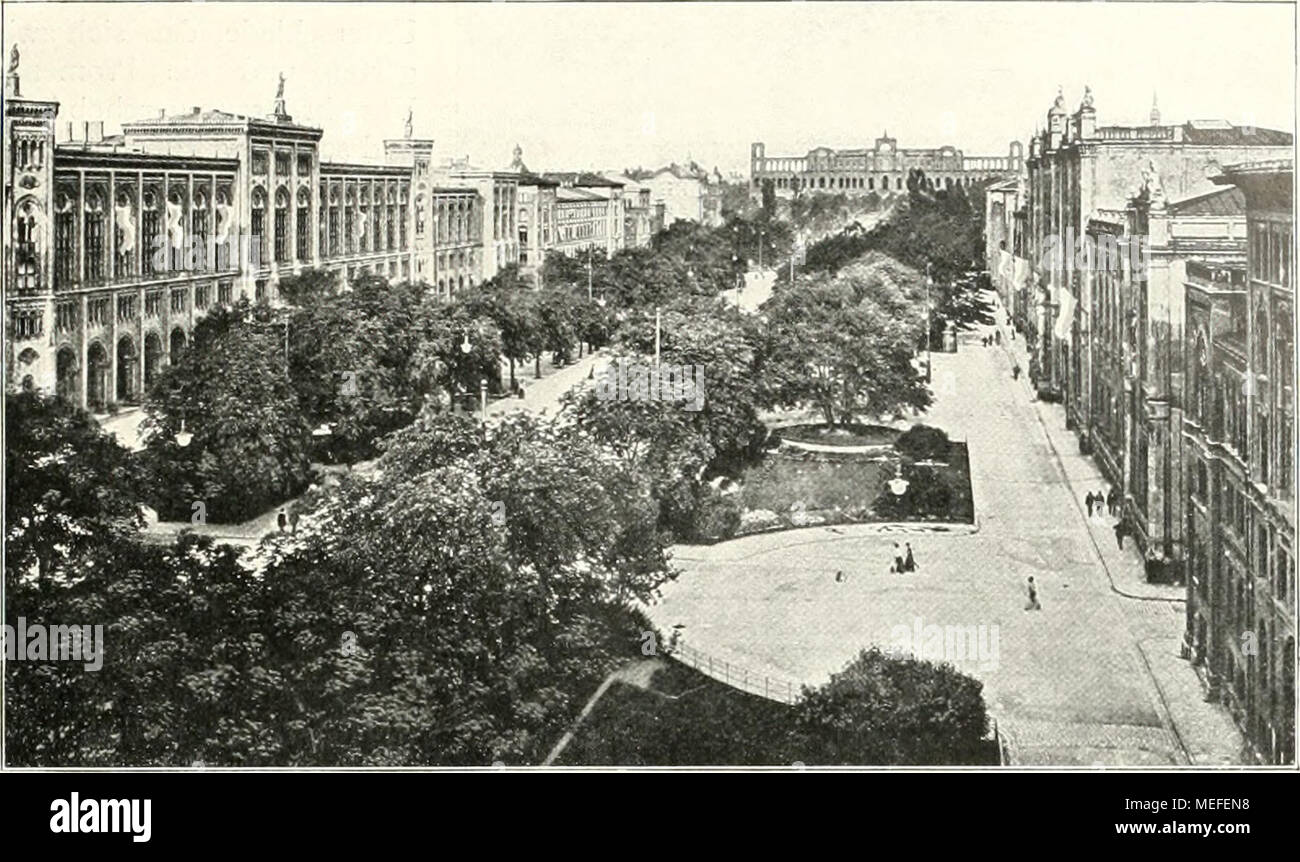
[895,424,950,461]
[694,491,742,542]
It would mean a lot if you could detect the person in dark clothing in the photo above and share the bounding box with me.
[1025,576,1041,611]
[277,509,287,532]
[1114,520,1126,550]
[904,543,917,572]
[1084,491,1096,517]
[995,330,1002,345]
[1012,363,1022,380]
[1108,486,1119,516]
[891,542,904,574]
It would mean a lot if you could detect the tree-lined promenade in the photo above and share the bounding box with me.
[7,174,1004,765]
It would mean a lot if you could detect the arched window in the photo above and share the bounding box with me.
[296,188,311,262]
[84,190,107,284]
[15,200,41,294]
[250,187,267,266]
[274,187,290,263]
[55,191,77,288]
[192,189,209,272]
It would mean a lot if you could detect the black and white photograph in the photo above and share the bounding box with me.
[0,0,1295,824]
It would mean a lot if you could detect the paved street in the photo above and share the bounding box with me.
[647,301,1246,765]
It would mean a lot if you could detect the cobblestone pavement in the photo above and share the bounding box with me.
[647,299,1246,765]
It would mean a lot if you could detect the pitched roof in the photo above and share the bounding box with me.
[542,171,623,188]
[1167,185,1246,216]
[1179,123,1291,146]
[556,186,604,202]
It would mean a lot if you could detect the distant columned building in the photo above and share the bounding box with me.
[750,131,1023,198]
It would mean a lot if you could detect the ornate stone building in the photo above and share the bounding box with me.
[2,53,497,406]
[751,132,1022,198]
[543,172,626,259]
[1021,86,1291,419]
[1183,160,1294,764]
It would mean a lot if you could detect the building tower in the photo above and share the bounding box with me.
[4,44,61,394]
[1150,92,1161,127]
[384,112,435,281]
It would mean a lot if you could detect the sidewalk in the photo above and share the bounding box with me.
[984,296,1181,602]
[488,348,606,420]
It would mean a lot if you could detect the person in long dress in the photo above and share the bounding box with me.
[1025,576,1041,611]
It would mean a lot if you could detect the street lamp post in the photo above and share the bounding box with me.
[654,306,661,366]
[175,416,193,448]
[888,462,910,496]
[480,378,488,424]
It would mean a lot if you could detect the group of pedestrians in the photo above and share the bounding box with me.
[1083,486,1119,519]
[830,540,920,582]
[1084,486,1131,550]
[890,541,918,573]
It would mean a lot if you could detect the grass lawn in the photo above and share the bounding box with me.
[733,442,973,535]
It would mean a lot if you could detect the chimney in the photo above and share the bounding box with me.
[158,108,166,119]
[89,121,104,143]
[192,106,201,115]
[62,121,73,143]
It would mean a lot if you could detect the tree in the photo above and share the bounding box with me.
[4,391,144,586]
[460,265,542,391]
[788,647,989,764]
[140,301,314,523]
[276,267,341,307]
[761,275,931,426]
[5,532,284,766]
[761,179,777,220]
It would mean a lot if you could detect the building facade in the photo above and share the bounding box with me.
[751,132,1023,199]
[2,54,496,405]
[641,162,722,227]
[1021,86,1290,419]
[602,173,653,249]
[1183,159,1294,765]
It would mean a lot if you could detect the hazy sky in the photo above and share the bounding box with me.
[5,1,1295,174]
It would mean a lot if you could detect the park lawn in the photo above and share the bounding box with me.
[732,443,974,535]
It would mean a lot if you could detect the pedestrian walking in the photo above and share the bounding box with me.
[1012,363,1022,381]
[994,330,1002,345]
[1025,576,1041,611]
[277,508,287,533]
[1084,491,1096,517]
[1105,486,1117,516]
[1113,520,1126,550]
[1095,489,1106,520]
[288,508,300,534]
[835,569,844,582]
[891,542,904,574]
[904,542,917,573]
